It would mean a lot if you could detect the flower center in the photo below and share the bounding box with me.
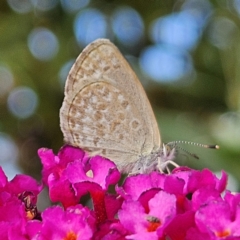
[64,231,77,240]
[146,215,161,232]
[215,229,231,238]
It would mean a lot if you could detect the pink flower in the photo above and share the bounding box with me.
[38,145,87,208]
[36,205,95,240]
[116,171,165,201]
[118,191,176,239]
[38,144,86,185]
[39,145,121,224]
[195,198,240,239]
[0,167,42,239]
[1,144,238,239]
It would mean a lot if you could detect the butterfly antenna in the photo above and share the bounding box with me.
[166,141,219,159]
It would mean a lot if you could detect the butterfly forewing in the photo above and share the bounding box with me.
[60,39,161,171]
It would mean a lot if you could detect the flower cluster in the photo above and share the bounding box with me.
[1,145,240,239]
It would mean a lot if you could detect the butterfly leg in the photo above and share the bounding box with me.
[158,159,180,173]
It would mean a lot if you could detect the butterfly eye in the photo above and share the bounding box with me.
[165,145,172,153]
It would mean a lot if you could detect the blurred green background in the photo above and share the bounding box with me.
[0,0,239,190]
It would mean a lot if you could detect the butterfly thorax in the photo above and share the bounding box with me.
[127,143,177,174]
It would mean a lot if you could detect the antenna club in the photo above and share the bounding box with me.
[169,141,220,150]
[205,144,220,149]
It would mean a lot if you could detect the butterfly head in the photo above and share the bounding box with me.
[161,143,177,162]
[157,141,219,172]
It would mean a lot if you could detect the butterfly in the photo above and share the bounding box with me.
[60,39,218,174]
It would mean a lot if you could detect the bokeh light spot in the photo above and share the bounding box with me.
[207,17,237,49]
[0,133,21,179]
[233,0,240,15]
[60,0,89,13]
[212,112,240,150]
[31,0,58,11]
[28,27,59,61]
[0,133,18,164]
[150,12,201,50]
[74,8,107,46]
[181,0,213,26]
[140,44,193,83]
[0,65,14,97]
[112,6,144,46]
[7,0,32,14]
[7,86,38,119]
[59,59,75,88]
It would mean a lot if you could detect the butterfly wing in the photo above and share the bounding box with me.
[60,39,161,171]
